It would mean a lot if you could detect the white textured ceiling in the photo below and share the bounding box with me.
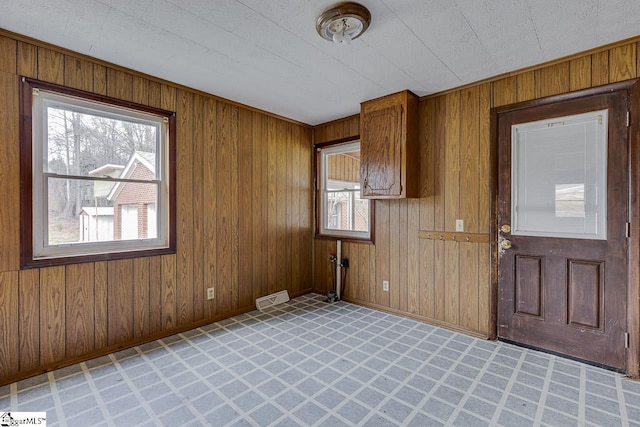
[1,1,640,125]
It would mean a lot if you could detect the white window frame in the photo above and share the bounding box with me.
[30,86,171,260]
[318,141,371,240]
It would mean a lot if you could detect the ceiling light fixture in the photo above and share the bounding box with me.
[316,2,371,44]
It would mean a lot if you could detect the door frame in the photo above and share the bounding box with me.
[489,79,640,378]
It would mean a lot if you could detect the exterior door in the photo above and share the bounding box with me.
[497,90,628,370]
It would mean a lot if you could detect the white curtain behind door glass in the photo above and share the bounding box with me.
[511,109,608,240]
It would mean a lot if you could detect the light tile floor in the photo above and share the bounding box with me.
[1,294,639,426]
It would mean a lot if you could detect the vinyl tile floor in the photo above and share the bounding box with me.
[1,294,639,426]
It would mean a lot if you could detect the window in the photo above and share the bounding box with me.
[317,140,372,241]
[20,78,176,267]
[511,109,607,240]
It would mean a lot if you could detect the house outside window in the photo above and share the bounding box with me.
[317,140,372,241]
[20,78,176,267]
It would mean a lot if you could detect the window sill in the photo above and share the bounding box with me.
[21,246,176,269]
[314,234,375,245]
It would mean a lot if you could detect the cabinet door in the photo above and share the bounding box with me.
[361,103,403,197]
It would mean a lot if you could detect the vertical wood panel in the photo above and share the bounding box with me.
[161,84,177,111]
[591,51,610,86]
[203,98,218,317]
[18,270,40,371]
[148,256,163,333]
[93,64,107,96]
[132,76,149,105]
[106,68,133,101]
[238,108,254,308]
[460,87,479,234]
[17,42,37,78]
[399,200,409,312]
[434,240,446,321]
[252,113,266,300]
[444,241,459,324]
[267,117,277,295]
[0,70,19,272]
[444,92,460,232]
[276,121,287,293]
[94,262,108,348]
[148,81,162,109]
[286,123,295,294]
[0,271,19,377]
[291,125,302,294]
[492,76,517,107]
[570,56,592,91]
[64,56,93,91]
[216,102,233,313]
[432,96,447,320]
[176,89,194,325]
[478,244,491,334]
[40,267,65,365]
[162,254,177,330]
[230,106,240,308]
[65,263,95,357]
[133,257,150,338]
[300,129,313,290]
[192,95,205,320]
[357,244,369,301]
[389,201,400,309]
[0,36,16,74]
[375,201,390,307]
[478,83,491,234]
[418,98,435,317]
[107,259,134,345]
[37,47,64,84]
[459,245,479,330]
[516,71,535,102]
[535,63,570,98]
[609,44,636,83]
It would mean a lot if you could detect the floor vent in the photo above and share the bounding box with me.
[255,290,290,311]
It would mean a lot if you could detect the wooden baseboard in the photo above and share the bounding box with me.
[1,288,314,387]
[340,296,491,340]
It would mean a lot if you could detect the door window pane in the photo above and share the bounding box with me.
[511,110,607,239]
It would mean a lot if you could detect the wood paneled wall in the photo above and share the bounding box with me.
[328,153,360,183]
[313,40,640,338]
[0,32,313,382]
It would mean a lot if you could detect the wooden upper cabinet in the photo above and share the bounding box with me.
[360,90,419,198]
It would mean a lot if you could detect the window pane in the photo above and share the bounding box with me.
[48,177,158,245]
[318,140,371,240]
[46,105,158,180]
[324,190,369,233]
[511,110,607,239]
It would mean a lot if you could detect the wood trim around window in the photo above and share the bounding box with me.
[19,77,177,269]
[313,136,375,244]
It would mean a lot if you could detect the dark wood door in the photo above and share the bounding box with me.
[497,90,628,370]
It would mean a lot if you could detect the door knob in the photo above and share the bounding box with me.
[501,224,511,233]
[500,239,512,249]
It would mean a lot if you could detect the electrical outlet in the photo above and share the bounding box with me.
[207,288,215,300]
[456,219,464,232]
[383,280,389,292]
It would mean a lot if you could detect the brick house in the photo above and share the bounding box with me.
[107,151,157,240]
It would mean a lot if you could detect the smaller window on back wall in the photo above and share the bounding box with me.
[20,77,176,268]
[317,140,372,241]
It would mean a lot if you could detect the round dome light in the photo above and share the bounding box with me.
[316,2,371,44]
